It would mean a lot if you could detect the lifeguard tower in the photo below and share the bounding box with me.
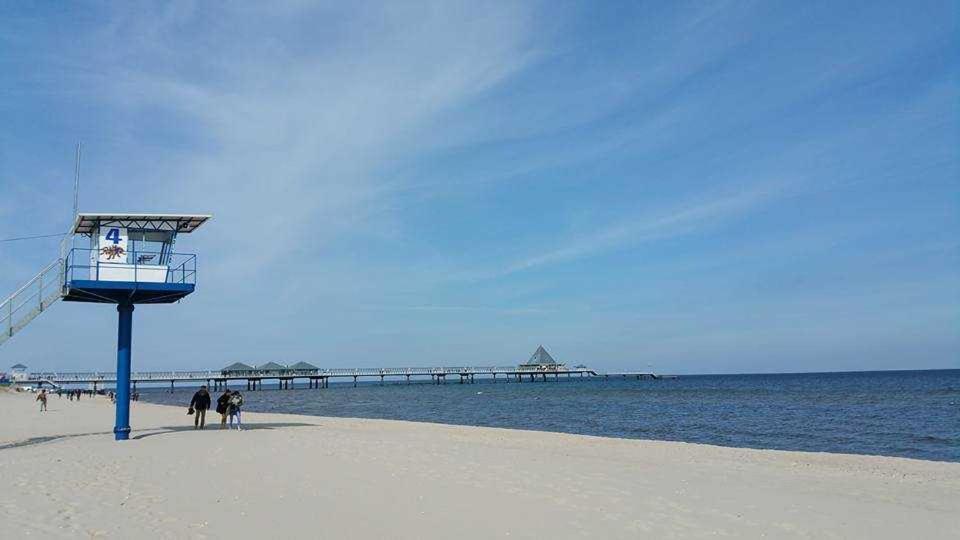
[63,213,211,439]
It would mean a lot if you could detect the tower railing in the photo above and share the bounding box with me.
[63,248,197,285]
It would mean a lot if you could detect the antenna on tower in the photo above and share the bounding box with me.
[72,142,81,219]
[60,142,82,261]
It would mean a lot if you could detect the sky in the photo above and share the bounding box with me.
[1,1,957,374]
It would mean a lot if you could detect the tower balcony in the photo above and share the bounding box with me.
[62,248,197,304]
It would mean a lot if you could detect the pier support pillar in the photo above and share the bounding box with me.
[380,375,384,386]
[353,376,358,388]
[113,302,134,441]
[406,374,411,384]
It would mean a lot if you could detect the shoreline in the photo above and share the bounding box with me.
[1,390,958,538]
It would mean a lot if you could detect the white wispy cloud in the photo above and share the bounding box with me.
[71,2,544,277]
[358,304,551,315]
[486,181,791,279]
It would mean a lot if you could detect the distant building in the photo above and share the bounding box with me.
[220,362,256,376]
[287,361,319,374]
[257,362,288,374]
[10,363,28,382]
[518,345,565,371]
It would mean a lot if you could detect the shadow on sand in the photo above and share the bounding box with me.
[133,422,317,440]
[0,431,114,451]
[0,422,318,449]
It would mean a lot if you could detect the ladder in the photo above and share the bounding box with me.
[0,258,64,347]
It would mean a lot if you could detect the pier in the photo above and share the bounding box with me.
[16,347,667,392]
[20,365,618,391]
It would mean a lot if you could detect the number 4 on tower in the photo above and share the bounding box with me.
[105,228,121,244]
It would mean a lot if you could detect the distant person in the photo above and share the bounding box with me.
[36,389,48,412]
[216,389,232,429]
[132,391,140,402]
[189,386,212,429]
[227,390,244,431]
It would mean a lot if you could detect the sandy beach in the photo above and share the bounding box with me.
[0,390,957,539]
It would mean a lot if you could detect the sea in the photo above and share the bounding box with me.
[140,369,960,463]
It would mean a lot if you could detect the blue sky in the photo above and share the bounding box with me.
[1,1,957,374]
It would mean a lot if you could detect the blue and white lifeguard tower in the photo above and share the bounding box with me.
[63,213,211,439]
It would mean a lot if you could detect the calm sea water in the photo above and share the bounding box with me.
[141,369,960,462]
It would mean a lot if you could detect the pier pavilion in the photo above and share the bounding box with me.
[518,345,564,371]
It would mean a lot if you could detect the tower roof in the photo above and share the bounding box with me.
[72,213,212,235]
[11,363,27,370]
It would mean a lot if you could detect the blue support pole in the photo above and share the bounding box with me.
[114,302,134,441]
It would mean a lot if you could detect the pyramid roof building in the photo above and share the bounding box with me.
[288,361,318,371]
[519,345,563,369]
[528,345,557,365]
[221,362,255,373]
[257,362,288,372]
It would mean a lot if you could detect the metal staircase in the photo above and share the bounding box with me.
[0,259,64,347]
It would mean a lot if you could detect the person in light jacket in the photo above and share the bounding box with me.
[227,391,244,431]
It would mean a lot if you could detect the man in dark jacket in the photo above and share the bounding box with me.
[216,389,232,430]
[189,386,212,429]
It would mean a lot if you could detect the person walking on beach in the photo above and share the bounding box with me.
[36,389,48,412]
[227,390,243,431]
[189,386,212,429]
[216,389,232,429]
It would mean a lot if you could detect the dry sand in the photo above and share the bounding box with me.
[0,390,957,539]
